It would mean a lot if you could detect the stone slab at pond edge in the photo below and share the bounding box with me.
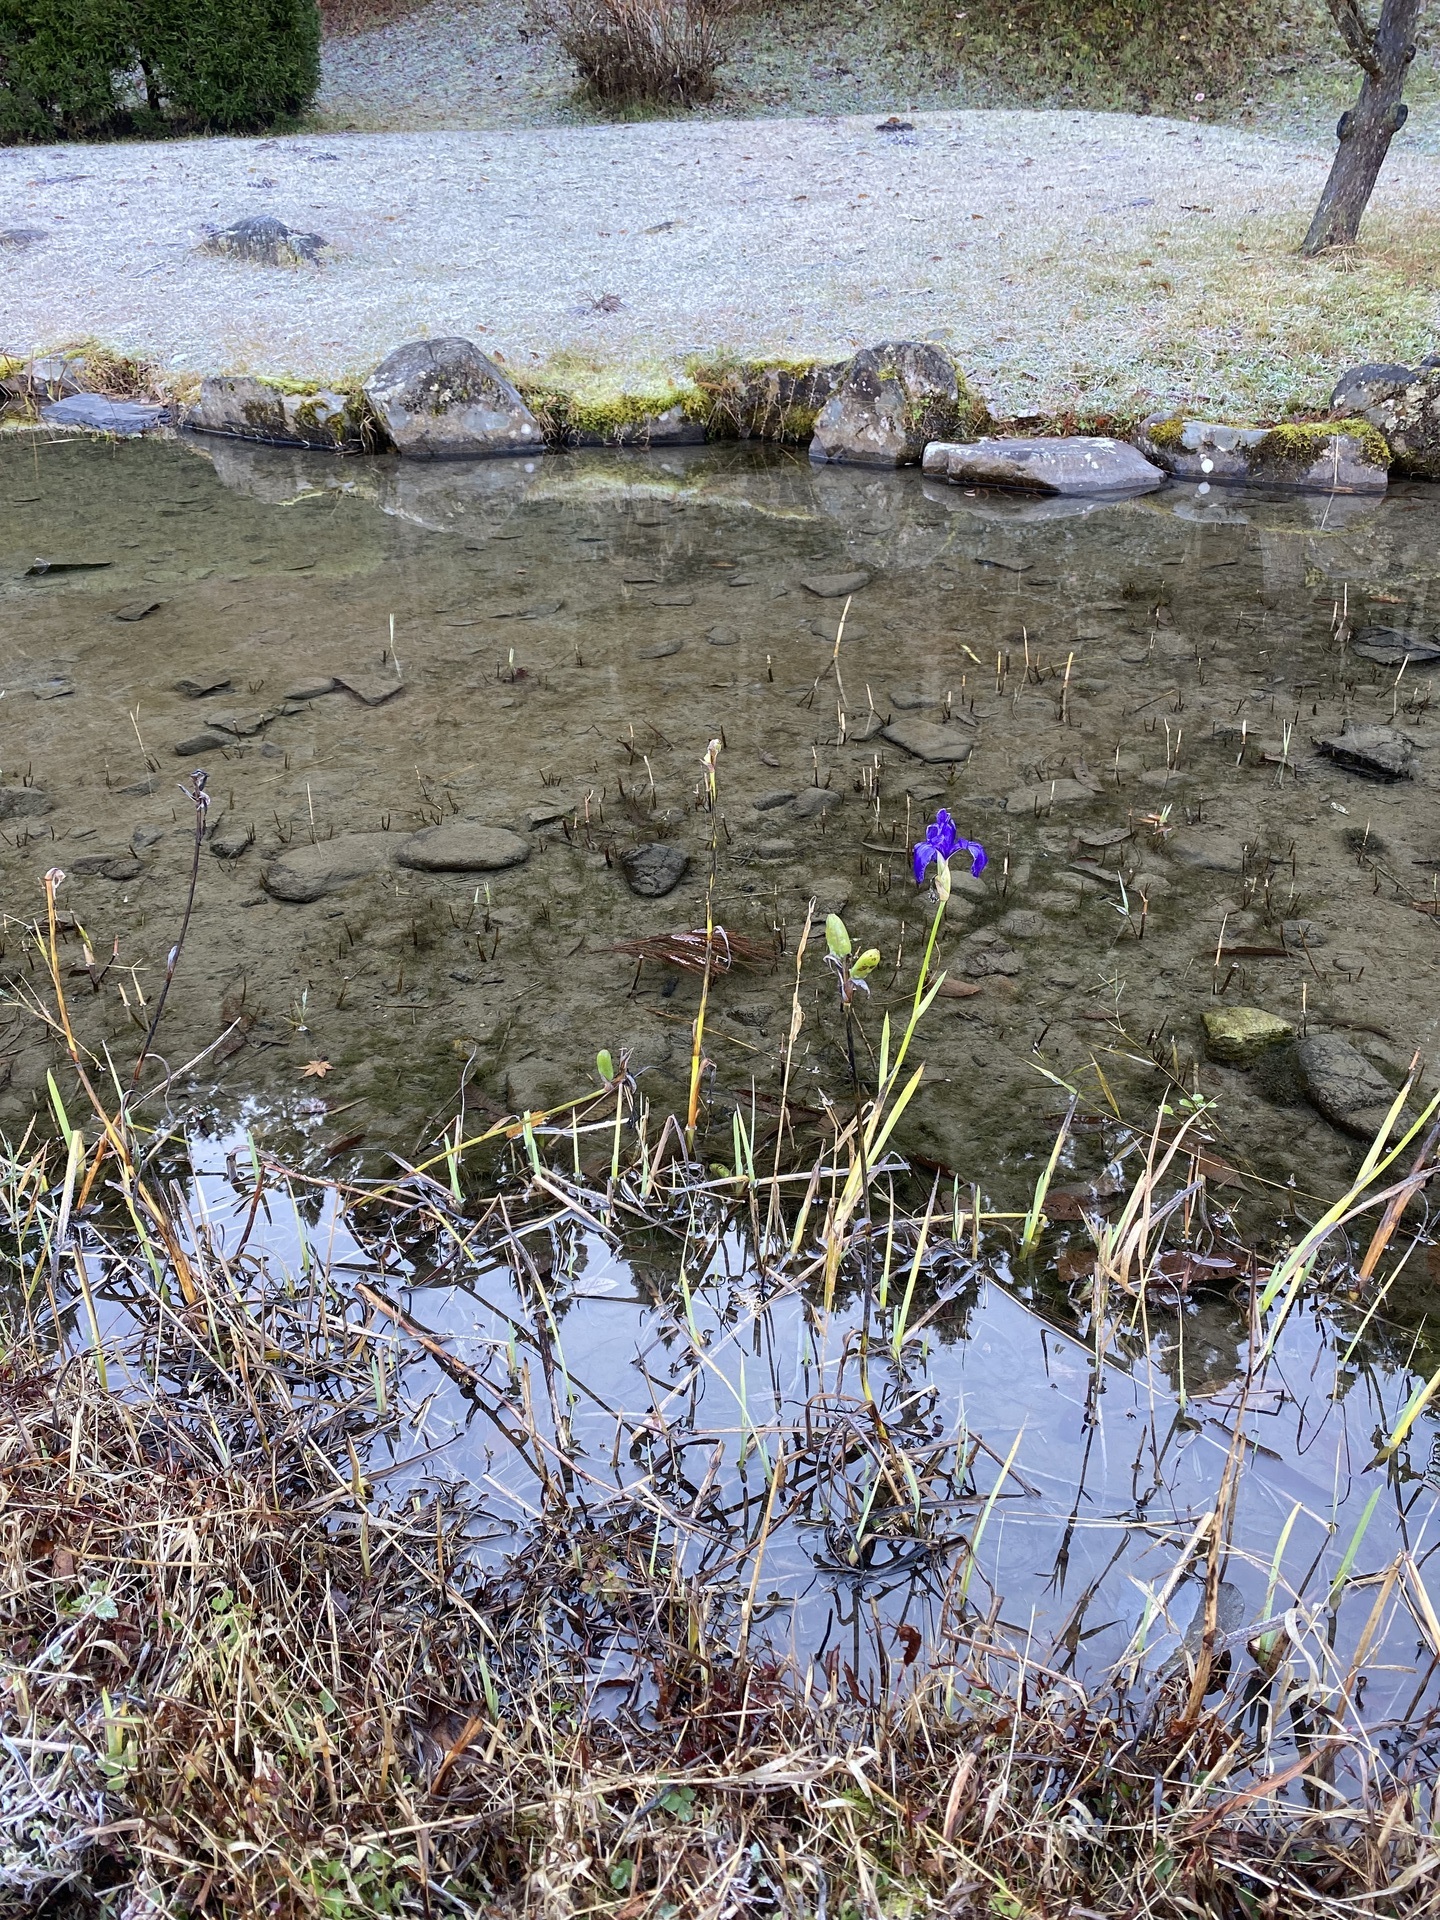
[923,436,1164,496]
[1137,415,1389,494]
[185,375,371,452]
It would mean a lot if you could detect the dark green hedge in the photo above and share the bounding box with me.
[0,0,320,140]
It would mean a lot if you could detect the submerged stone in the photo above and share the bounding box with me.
[395,823,529,872]
[810,341,986,469]
[1138,415,1389,493]
[800,570,870,598]
[262,834,393,901]
[881,717,975,763]
[0,786,51,820]
[622,842,689,897]
[1297,1033,1401,1137]
[1349,626,1440,668]
[1314,723,1413,781]
[1202,1007,1294,1066]
[363,337,543,460]
[41,396,167,437]
[924,436,1165,495]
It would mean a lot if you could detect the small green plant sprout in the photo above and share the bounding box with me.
[595,1048,615,1084]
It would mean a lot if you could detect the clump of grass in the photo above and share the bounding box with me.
[533,0,742,107]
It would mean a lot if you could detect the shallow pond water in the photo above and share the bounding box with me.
[8,432,1440,1768]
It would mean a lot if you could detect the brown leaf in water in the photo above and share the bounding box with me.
[937,978,982,999]
[895,1623,922,1667]
[1057,1247,1096,1283]
[299,1059,332,1079]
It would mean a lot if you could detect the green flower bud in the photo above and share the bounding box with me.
[825,913,852,960]
[596,1049,615,1083]
[851,948,881,979]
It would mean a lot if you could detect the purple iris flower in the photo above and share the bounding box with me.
[913,809,987,886]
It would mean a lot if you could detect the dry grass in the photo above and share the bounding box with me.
[4,825,1440,1916]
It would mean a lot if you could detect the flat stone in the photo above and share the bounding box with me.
[1297,1033,1401,1137]
[705,625,738,646]
[209,821,254,859]
[174,732,229,757]
[262,833,393,902]
[753,791,797,811]
[284,676,340,700]
[113,599,162,622]
[205,709,280,738]
[888,689,933,710]
[925,435,1165,495]
[0,786,51,820]
[1005,778,1098,812]
[1315,723,1413,781]
[395,822,529,872]
[1168,831,1248,872]
[964,944,1022,977]
[335,674,405,707]
[70,852,142,882]
[637,639,683,658]
[363,337,543,460]
[185,374,366,452]
[1350,627,1440,668]
[999,909,1047,939]
[1202,1006,1294,1066]
[789,787,842,819]
[202,216,328,267]
[1137,416,1387,493]
[41,396,167,437]
[1282,918,1326,951]
[882,718,974,763]
[175,671,233,698]
[622,842,689,897]
[800,570,871,598]
[526,801,570,828]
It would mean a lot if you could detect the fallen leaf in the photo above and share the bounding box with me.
[300,1059,332,1079]
[937,978,982,999]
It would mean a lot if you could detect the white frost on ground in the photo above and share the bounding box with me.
[2,108,1438,416]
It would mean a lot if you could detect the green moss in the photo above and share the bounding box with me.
[512,376,699,447]
[1141,414,1188,451]
[688,354,842,443]
[1250,417,1391,473]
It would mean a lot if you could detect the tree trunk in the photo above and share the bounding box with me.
[1302,0,1422,255]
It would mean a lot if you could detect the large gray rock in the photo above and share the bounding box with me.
[41,396,167,437]
[395,822,529,871]
[185,375,369,452]
[881,717,976,763]
[1330,360,1440,481]
[1137,415,1388,493]
[1297,1033,1402,1138]
[1314,722,1413,781]
[262,834,393,902]
[924,435,1164,496]
[202,216,328,267]
[363,338,544,460]
[810,342,986,468]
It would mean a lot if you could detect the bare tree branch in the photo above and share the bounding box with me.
[1323,0,1385,76]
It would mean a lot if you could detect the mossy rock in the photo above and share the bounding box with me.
[810,342,992,469]
[690,355,849,443]
[1137,412,1388,493]
[517,379,706,448]
[185,373,378,451]
[1202,1006,1295,1066]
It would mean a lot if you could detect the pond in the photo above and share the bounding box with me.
[5,430,1440,1800]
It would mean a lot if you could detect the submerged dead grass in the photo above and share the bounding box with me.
[4,835,1440,1916]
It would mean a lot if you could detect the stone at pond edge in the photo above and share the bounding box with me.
[622,843,689,897]
[881,718,975,763]
[1202,1007,1294,1066]
[41,396,167,437]
[1314,723,1413,781]
[800,569,870,598]
[810,341,986,469]
[395,823,529,872]
[1137,415,1388,494]
[363,338,543,460]
[201,216,329,268]
[1331,359,1440,481]
[185,375,370,452]
[924,436,1164,496]
[1350,626,1440,668]
[262,834,394,902]
[1297,1033,1402,1137]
